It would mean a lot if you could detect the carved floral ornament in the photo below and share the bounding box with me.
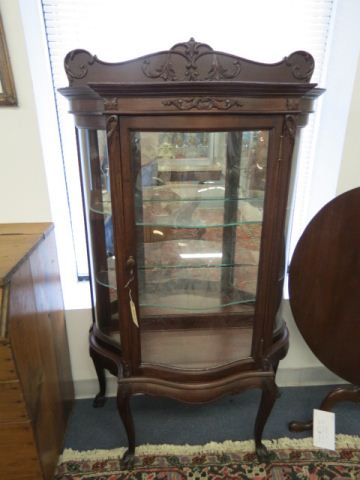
[284,114,297,138]
[64,38,315,86]
[106,115,118,139]
[142,38,242,81]
[162,97,244,111]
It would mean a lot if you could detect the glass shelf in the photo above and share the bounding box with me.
[137,194,264,228]
[138,263,257,284]
[140,226,261,256]
[90,199,112,215]
[140,182,264,203]
[139,276,256,315]
[89,195,264,217]
[140,294,255,312]
[137,264,257,312]
[138,220,262,228]
[95,255,117,290]
[138,262,256,270]
[95,263,257,304]
[96,269,117,290]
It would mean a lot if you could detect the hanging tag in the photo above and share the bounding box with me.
[129,290,139,328]
[313,409,335,450]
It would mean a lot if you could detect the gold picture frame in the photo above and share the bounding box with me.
[0,13,17,106]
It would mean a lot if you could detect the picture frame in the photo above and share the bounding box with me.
[0,13,17,106]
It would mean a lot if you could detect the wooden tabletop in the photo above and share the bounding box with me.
[0,223,53,286]
[289,188,360,385]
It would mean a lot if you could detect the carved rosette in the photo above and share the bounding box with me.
[104,97,119,110]
[286,98,300,111]
[285,51,315,82]
[162,97,243,111]
[64,49,97,85]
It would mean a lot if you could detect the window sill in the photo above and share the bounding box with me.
[62,278,92,311]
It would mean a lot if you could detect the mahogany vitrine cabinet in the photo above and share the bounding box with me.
[60,39,322,463]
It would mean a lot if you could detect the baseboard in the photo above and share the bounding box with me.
[73,366,346,399]
[276,366,345,387]
[74,377,118,399]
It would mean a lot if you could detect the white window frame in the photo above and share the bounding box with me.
[18,0,360,310]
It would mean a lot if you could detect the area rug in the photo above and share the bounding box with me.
[54,435,360,479]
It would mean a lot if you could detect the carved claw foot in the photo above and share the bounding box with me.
[256,443,271,463]
[93,392,107,408]
[288,419,312,432]
[289,385,360,433]
[121,450,135,469]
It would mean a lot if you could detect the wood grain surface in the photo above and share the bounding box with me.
[0,223,74,480]
[289,187,360,385]
[0,222,52,285]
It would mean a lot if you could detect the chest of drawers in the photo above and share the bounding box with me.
[0,223,74,480]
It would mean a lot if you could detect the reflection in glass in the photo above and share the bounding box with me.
[77,128,118,337]
[132,131,269,324]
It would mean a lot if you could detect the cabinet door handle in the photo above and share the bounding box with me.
[126,256,136,271]
[124,256,135,288]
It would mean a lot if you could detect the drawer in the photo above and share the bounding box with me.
[0,420,42,479]
[0,343,17,381]
[0,380,28,422]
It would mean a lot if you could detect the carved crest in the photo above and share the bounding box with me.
[63,39,316,87]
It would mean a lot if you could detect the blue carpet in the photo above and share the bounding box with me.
[64,385,359,450]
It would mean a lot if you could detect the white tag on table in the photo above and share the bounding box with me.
[313,409,335,450]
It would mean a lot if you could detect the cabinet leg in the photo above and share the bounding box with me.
[254,379,278,462]
[90,350,107,408]
[289,384,360,432]
[117,386,136,468]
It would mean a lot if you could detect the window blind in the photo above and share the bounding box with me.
[41,0,335,278]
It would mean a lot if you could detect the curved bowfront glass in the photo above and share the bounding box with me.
[77,128,118,339]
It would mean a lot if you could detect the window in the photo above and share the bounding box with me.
[41,0,335,285]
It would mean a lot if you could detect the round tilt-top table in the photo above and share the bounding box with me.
[288,187,360,432]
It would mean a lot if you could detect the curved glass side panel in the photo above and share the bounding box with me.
[131,130,269,369]
[77,128,119,342]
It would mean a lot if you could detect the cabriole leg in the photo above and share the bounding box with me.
[90,349,107,408]
[117,385,136,468]
[254,379,279,462]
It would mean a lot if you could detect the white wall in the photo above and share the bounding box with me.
[337,57,360,195]
[0,0,359,397]
[281,44,360,382]
[0,0,51,222]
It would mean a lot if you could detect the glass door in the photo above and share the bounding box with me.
[128,128,269,369]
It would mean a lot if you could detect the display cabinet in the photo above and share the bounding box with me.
[60,39,322,463]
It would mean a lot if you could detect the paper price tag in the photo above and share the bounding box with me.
[313,409,335,450]
[130,297,139,327]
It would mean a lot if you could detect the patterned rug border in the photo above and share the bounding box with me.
[60,434,360,462]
